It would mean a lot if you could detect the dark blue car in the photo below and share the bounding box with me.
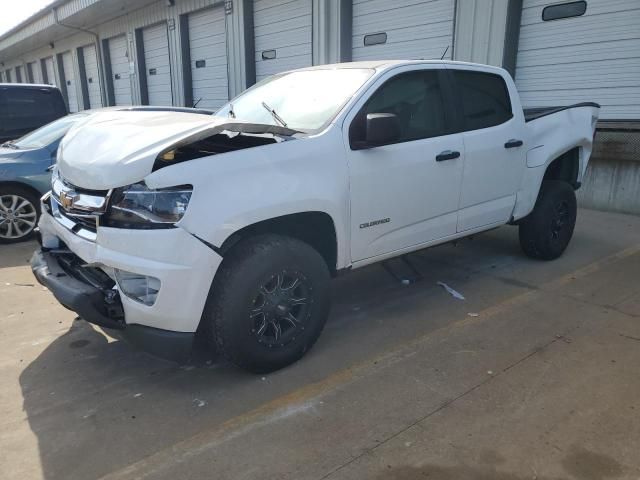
[0,113,88,243]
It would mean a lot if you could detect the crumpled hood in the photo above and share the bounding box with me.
[57,111,233,190]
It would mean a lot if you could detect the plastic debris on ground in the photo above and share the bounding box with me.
[436,281,465,300]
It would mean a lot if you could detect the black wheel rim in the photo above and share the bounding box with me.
[249,271,311,348]
[550,200,570,242]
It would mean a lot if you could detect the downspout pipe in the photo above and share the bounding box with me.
[53,7,107,107]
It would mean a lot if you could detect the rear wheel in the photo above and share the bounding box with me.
[519,180,577,260]
[0,186,40,244]
[204,234,331,373]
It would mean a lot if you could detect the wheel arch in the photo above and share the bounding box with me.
[542,146,581,189]
[217,211,340,275]
[0,181,44,200]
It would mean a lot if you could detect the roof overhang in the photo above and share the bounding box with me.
[0,0,157,62]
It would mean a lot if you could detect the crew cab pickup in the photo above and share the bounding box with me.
[31,60,599,373]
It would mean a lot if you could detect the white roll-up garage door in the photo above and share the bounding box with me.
[108,35,133,106]
[61,51,79,113]
[142,23,173,106]
[27,62,41,83]
[253,0,312,82]
[515,0,640,120]
[44,57,56,86]
[352,0,455,61]
[188,6,228,109]
[82,44,102,108]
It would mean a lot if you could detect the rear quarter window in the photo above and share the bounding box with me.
[453,70,513,131]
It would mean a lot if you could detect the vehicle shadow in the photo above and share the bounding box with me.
[16,233,520,480]
[0,240,37,269]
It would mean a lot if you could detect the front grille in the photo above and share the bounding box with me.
[58,207,98,232]
[50,174,111,241]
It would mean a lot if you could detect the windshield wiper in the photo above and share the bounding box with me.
[228,102,236,119]
[261,102,288,128]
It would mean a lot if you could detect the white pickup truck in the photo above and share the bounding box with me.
[32,60,599,372]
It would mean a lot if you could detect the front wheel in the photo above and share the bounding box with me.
[519,180,577,260]
[0,186,40,244]
[204,234,331,373]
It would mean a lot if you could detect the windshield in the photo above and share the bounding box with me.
[12,113,88,149]
[216,68,375,131]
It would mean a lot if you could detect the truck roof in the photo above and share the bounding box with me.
[294,59,507,75]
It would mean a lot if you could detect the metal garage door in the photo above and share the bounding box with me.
[44,57,56,86]
[82,44,102,108]
[515,0,640,120]
[27,62,41,83]
[142,23,173,106]
[108,35,132,105]
[352,0,455,61]
[61,51,79,113]
[253,0,312,82]
[187,7,228,109]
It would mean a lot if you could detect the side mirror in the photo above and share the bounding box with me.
[365,113,401,147]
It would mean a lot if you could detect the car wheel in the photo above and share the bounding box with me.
[204,234,331,373]
[0,186,41,244]
[519,180,577,260]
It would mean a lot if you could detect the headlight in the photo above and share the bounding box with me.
[105,183,192,229]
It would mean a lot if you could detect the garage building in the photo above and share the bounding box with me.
[0,0,638,212]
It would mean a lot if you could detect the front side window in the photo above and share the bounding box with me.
[453,70,513,131]
[350,70,449,145]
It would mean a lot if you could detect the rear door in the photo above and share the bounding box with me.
[449,67,526,232]
[346,66,465,263]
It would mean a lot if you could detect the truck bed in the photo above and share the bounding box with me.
[524,102,600,122]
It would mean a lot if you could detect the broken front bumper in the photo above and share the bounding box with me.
[33,206,223,362]
[31,248,196,362]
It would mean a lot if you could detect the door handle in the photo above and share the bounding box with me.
[436,150,460,162]
[504,139,523,149]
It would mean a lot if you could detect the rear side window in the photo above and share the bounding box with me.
[453,70,513,131]
[350,70,449,145]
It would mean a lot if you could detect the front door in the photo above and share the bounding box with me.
[345,68,464,263]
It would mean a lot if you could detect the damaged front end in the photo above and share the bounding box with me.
[152,122,300,171]
[31,248,125,330]
[56,109,303,191]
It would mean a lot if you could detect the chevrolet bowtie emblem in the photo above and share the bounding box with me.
[59,190,78,209]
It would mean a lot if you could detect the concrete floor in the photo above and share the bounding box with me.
[1,208,640,480]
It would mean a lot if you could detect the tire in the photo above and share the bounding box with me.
[0,185,41,244]
[519,180,577,260]
[204,234,331,373]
